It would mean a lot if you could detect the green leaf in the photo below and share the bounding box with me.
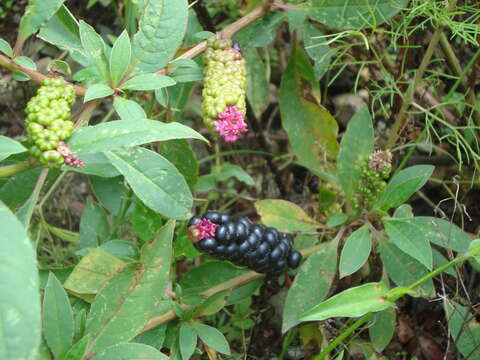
[68,119,207,155]
[43,273,74,359]
[411,216,471,252]
[179,322,197,360]
[89,175,126,215]
[444,301,480,359]
[377,165,434,210]
[84,83,114,102]
[195,290,230,317]
[13,56,36,70]
[369,308,396,352]
[255,199,320,232]
[85,221,174,355]
[179,261,258,303]
[158,140,198,191]
[432,248,457,278]
[63,335,90,360]
[131,0,188,74]
[128,199,164,242]
[79,20,109,80]
[339,224,372,278]
[378,239,434,297]
[121,74,176,91]
[79,199,110,249]
[47,59,72,76]
[0,38,13,57]
[211,163,254,186]
[12,71,31,81]
[113,97,146,121]
[105,147,192,219]
[307,0,410,30]
[63,248,126,301]
[234,12,286,47]
[303,22,332,80]
[336,106,374,202]
[19,0,66,40]
[100,240,139,262]
[393,204,413,218]
[193,323,230,355]
[279,44,339,173]
[0,166,42,208]
[65,153,120,177]
[0,136,27,161]
[38,5,82,53]
[384,218,433,269]
[170,67,202,83]
[300,282,394,322]
[244,47,269,118]
[110,30,131,85]
[326,213,348,227]
[91,343,168,360]
[283,240,338,332]
[0,201,41,360]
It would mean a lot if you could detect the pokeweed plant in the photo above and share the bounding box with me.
[0,0,479,359]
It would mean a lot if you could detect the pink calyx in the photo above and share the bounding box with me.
[212,106,248,142]
[191,218,218,240]
[57,141,84,168]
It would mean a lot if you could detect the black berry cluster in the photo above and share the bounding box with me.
[188,211,302,274]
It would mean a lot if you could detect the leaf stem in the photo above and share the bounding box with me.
[0,160,36,178]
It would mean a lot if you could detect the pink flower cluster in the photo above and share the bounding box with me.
[57,141,84,168]
[212,106,248,142]
[193,218,218,240]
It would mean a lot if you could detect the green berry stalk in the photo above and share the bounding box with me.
[352,150,392,212]
[202,38,248,142]
[25,77,78,168]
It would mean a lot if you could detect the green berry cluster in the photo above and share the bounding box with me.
[202,38,246,127]
[25,77,76,167]
[352,150,392,212]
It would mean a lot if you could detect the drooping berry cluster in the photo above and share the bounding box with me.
[352,150,392,211]
[188,211,302,274]
[25,77,78,168]
[202,38,247,142]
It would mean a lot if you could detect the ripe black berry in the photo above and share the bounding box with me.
[188,211,303,274]
[288,251,302,269]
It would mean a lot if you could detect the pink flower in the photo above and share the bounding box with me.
[56,141,84,168]
[192,219,218,240]
[212,106,248,142]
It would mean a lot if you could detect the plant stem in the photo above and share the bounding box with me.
[438,32,480,126]
[315,313,373,360]
[140,239,323,334]
[0,160,35,177]
[385,0,458,149]
[0,53,87,96]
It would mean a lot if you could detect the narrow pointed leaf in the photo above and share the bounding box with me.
[193,323,230,355]
[91,343,168,360]
[113,97,146,121]
[121,74,176,91]
[38,5,82,53]
[84,83,114,102]
[110,30,131,85]
[179,322,197,360]
[300,282,394,321]
[43,273,74,358]
[339,225,372,278]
